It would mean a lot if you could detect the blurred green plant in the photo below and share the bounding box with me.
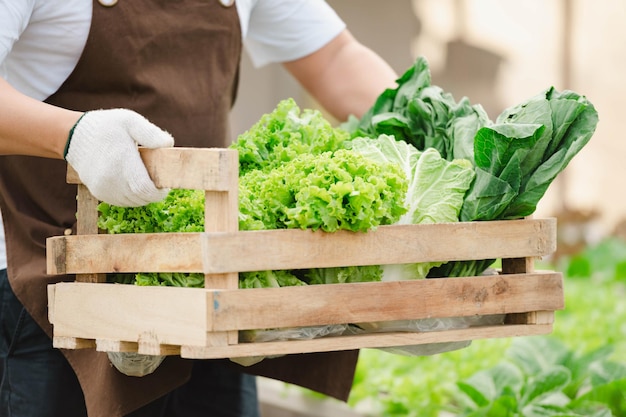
[562,237,626,283]
[346,236,626,416]
[453,337,626,416]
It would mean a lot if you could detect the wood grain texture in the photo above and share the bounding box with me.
[179,323,555,359]
[46,218,557,275]
[66,147,238,191]
[48,272,563,353]
[48,148,564,358]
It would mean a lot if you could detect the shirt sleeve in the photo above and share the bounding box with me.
[0,0,35,67]
[243,0,346,68]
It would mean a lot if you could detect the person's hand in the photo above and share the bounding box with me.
[64,109,174,207]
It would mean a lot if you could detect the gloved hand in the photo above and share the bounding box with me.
[65,108,174,207]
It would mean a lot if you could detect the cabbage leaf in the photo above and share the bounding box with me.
[347,135,475,280]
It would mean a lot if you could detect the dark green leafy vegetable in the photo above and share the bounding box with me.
[346,56,598,278]
[349,57,490,162]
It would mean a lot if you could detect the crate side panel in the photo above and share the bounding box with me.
[207,272,564,331]
[197,219,556,273]
[55,234,203,275]
[50,283,210,346]
[52,219,557,275]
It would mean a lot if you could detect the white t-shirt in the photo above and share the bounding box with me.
[0,0,346,270]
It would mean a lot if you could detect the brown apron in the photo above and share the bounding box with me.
[0,1,358,416]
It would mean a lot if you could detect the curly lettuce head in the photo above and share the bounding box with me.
[231,98,350,175]
[238,149,408,233]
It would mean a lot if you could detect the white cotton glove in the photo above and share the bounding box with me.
[65,109,175,207]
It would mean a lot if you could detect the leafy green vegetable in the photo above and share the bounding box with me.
[348,135,474,226]
[347,56,598,278]
[494,88,599,219]
[98,188,204,234]
[231,97,349,175]
[239,270,308,289]
[99,99,408,288]
[135,272,205,288]
[305,265,382,285]
[349,57,490,161]
[346,135,475,279]
[98,190,207,288]
[238,149,407,233]
[453,337,625,417]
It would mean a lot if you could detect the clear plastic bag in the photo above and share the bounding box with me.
[107,351,165,377]
[230,324,348,366]
[346,314,506,356]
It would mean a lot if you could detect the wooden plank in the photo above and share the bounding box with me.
[94,339,182,356]
[47,273,563,344]
[46,218,557,275]
[75,184,106,283]
[180,323,554,359]
[502,257,535,274]
[53,336,96,350]
[49,283,211,347]
[505,310,555,325]
[205,273,563,331]
[50,322,554,359]
[66,147,238,191]
[47,233,202,275]
[97,340,138,352]
[202,147,239,345]
[138,343,181,356]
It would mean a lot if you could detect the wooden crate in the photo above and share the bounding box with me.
[46,147,564,360]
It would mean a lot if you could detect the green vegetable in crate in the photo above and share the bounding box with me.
[98,188,204,234]
[465,87,598,221]
[238,149,407,233]
[98,188,206,287]
[232,97,350,175]
[347,56,490,162]
[98,99,409,288]
[345,135,475,280]
[239,270,308,289]
[346,56,599,278]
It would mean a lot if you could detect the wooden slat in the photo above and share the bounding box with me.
[50,283,210,347]
[53,336,96,350]
[96,340,138,352]
[46,218,557,275]
[502,257,535,274]
[66,147,237,191]
[202,148,239,344]
[205,273,563,331]
[52,322,554,359]
[75,184,106,283]
[180,323,554,359]
[505,310,555,325]
[48,273,563,349]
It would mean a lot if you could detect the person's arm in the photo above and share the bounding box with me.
[282,29,397,121]
[0,77,82,158]
[0,76,174,207]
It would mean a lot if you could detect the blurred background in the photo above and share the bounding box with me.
[231,0,625,262]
